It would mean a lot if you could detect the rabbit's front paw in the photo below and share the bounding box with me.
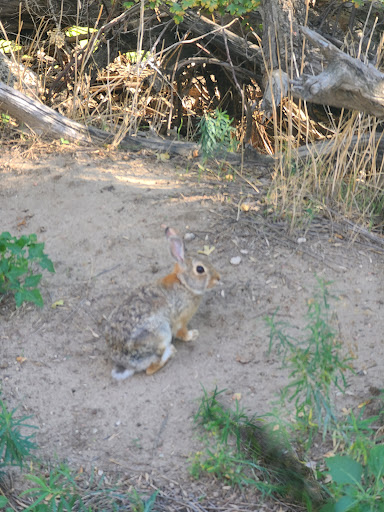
[176,326,199,341]
[186,329,199,341]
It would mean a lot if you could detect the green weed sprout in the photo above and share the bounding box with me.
[191,387,271,488]
[0,397,37,472]
[265,279,354,442]
[0,232,55,308]
[128,489,159,512]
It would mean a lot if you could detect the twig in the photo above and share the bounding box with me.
[152,413,169,455]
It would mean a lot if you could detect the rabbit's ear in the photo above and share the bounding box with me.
[165,227,185,263]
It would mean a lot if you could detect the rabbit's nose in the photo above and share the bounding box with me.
[209,271,220,287]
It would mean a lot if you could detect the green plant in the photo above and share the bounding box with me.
[0,396,37,511]
[198,109,236,162]
[0,397,37,473]
[335,407,382,465]
[191,387,323,508]
[265,279,353,442]
[23,464,89,512]
[0,232,55,308]
[191,388,257,485]
[320,445,384,512]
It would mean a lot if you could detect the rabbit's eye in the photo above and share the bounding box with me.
[196,265,205,274]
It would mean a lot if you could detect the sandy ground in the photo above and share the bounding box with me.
[1,148,383,506]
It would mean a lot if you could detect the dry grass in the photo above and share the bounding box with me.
[1,4,384,234]
[265,27,384,234]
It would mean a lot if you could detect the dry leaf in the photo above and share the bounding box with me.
[236,354,252,364]
[51,299,64,309]
[198,245,215,256]
[157,153,170,161]
[358,400,372,408]
[16,356,27,364]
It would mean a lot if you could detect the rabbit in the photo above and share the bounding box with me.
[105,226,220,380]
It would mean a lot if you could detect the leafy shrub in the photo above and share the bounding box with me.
[0,232,55,308]
[123,0,260,23]
[199,109,236,161]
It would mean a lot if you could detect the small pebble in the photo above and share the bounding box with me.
[240,249,248,254]
[297,237,306,244]
[230,256,242,265]
[184,232,195,241]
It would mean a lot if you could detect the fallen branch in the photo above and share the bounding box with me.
[0,81,273,165]
[169,9,263,68]
[291,26,384,118]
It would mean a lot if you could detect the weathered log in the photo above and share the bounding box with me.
[291,26,384,118]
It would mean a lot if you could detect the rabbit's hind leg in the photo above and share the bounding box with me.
[146,344,176,375]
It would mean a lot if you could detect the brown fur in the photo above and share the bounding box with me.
[160,267,181,288]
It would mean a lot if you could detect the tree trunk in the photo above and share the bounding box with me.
[260,0,307,71]
[259,0,308,113]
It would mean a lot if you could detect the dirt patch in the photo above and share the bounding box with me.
[1,148,383,502]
